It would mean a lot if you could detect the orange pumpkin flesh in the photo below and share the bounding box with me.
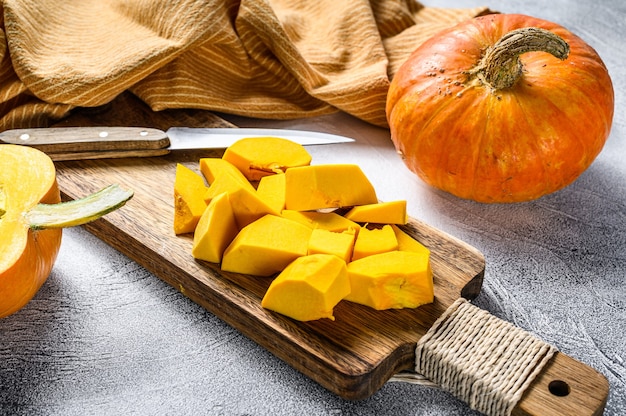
[386,14,614,203]
[1,144,133,318]
[1,145,62,318]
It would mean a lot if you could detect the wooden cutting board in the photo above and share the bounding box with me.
[54,150,485,400]
[50,98,608,414]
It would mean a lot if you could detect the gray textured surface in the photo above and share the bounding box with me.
[2,0,625,415]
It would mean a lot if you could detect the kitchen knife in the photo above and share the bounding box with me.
[0,126,355,161]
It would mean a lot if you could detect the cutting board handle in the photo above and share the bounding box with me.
[413,298,608,416]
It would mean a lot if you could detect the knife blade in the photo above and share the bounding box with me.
[0,126,355,161]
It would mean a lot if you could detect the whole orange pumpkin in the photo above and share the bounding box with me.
[386,14,614,203]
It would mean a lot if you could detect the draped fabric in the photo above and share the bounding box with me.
[0,0,490,130]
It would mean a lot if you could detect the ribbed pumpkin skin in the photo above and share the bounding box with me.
[386,14,614,203]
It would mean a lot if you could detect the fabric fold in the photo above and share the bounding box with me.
[0,0,490,130]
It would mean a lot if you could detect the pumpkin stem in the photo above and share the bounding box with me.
[473,27,570,90]
[27,184,133,230]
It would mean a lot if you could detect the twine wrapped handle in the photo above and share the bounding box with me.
[396,298,557,416]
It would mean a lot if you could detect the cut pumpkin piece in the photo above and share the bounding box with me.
[173,164,209,234]
[199,158,278,229]
[1,144,133,318]
[229,186,281,229]
[199,157,250,184]
[284,164,377,211]
[281,210,360,235]
[222,214,312,276]
[222,137,312,181]
[391,224,430,255]
[199,158,255,204]
[344,200,407,225]
[261,254,350,321]
[192,193,239,263]
[345,250,433,310]
[307,228,356,263]
[351,225,398,261]
[256,173,286,213]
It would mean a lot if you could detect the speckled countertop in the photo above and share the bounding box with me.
[1,0,625,415]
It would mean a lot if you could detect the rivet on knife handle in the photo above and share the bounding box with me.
[0,127,170,154]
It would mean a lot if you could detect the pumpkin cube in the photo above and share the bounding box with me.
[307,228,356,263]
[345,251,433,310]
[199,158,279,229]
[344,200,408,225]
[284,164,378,211]
[228,186,281,229]
[199,157,249,184]
[256,173,286,213]
[351,225,398,261]
[173,163,209,235]
[199,158,255,204]
[391,224,430,255]
[261,254,350,321]
[191,193,239,264]
[221,214,312,276]
[222,137,312,181]
[281,210,360,235]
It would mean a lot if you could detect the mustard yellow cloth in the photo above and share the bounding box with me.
[0,0,489,130]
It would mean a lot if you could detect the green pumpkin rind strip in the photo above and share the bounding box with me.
[26,184,134,230]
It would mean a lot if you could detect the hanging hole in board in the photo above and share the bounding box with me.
[548,379,571,397]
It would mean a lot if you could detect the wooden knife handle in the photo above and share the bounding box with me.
[0,127,170,159]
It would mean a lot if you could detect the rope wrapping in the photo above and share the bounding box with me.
[415,298,557,416]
